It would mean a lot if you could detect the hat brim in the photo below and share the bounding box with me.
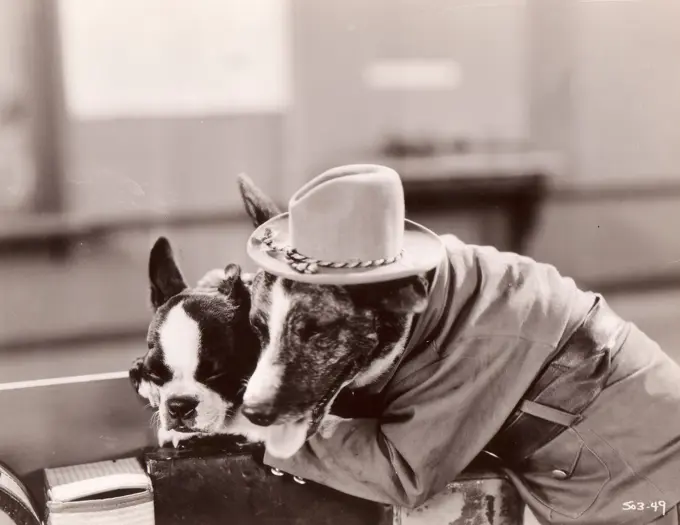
[246,215,445,285]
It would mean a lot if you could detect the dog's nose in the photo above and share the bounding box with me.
[242,405,278,427]
[167,397,198,420]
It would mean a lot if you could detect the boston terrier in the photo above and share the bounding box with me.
[129,236,264,447]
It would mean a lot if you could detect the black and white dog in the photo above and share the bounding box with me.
[129,237,264,447]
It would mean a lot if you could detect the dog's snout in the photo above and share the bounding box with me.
[167,396,198,420]
[242,404,278,427]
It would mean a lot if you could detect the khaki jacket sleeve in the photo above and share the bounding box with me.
[265,336,552,508]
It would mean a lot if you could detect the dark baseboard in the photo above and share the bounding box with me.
[549,179,680,202]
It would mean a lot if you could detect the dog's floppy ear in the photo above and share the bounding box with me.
[237,173,282,228]
[377,275,430,314]
[149,237,188,309]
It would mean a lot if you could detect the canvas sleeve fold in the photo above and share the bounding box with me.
[264,417,436,508]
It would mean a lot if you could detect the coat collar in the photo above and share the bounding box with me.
[368,244,453,393]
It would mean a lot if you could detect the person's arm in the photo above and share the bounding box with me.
[265,335,549,508]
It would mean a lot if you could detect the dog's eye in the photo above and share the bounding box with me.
[205,371,229,384]
[296,321,321,342]
[297,319,343,343]
[145,372,163,385]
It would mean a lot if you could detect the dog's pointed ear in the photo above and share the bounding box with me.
[237,173,282,228]
[217,263,242,296]
[149,237,188,309]
[218,263,251,312]
[378,276,429,314]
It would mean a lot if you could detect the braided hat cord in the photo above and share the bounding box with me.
[255,228,404,275]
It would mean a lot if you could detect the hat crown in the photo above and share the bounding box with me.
[288,165,405,263]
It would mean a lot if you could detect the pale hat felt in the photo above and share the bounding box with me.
[246,164,445,285]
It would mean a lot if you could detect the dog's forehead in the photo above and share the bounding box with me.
[251,272,353,319]
[156,301,201,375]
[152,291,236,328]
[182,292,237,324]
[148,291,240,371]
[148,294,183,341]
[283,280,345,304]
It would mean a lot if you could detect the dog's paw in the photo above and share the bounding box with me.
[196,268,227,292]
[317,415,350,439]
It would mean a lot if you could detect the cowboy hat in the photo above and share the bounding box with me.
[246,164,445,285]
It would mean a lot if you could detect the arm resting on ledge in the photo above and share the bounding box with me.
[265,335,549,508]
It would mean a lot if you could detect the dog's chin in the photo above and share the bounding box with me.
[264,419,311,459]
[158,427,204,448]
[158,420,228,448]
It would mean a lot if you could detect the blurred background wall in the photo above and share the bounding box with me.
[1,0,679,492]
[4,0,678,355]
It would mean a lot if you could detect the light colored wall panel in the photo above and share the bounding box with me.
[65,116,285,217]
[572,0,680,182]
[285,0,530,193]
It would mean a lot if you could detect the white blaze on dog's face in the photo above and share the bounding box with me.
[129,237,260,447]
[239,279,287,412]
[242,277,317,458]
